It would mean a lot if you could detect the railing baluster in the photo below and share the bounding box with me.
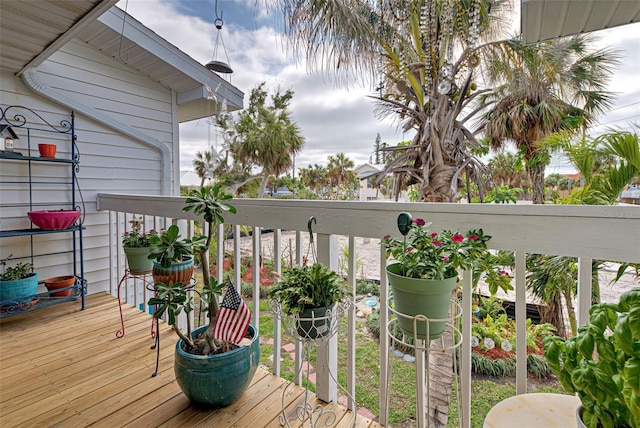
[294,230,303,385]
[379,243,389,426]
[252,227,260,328]
[273,228,282,376]
[577,257,593,327]
[515,251,527,395]
[233,225,241,288]
[346,236,356,410]
[461,269,472,428]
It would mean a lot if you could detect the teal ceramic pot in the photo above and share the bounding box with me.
[297,306,331,340]
[0,272,39,302]
[174,324,260,407]
[386,262,457,341]
[123,246,153,273]
[152,256,194,285]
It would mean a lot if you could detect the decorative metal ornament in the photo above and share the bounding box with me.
[396,212,413,236]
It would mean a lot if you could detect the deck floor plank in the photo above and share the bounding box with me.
[0,293,382,428]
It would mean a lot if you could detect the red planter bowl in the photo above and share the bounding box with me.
[28,210,81,230]
[38,144,57,158]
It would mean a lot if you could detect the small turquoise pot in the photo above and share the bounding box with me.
[174,324,260,407]
[152,256,194,285]
[0,272,39,302]
[386,263,457,341]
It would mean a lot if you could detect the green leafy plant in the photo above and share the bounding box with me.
[267,262,350,316]
[544,288,640,428]
[147,224,204,268]
[0,256,34,281]
[382,218,512,294]
[121,217,158,248]
[148,185,239,356]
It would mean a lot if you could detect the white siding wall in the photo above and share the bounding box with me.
[1,38,179,296]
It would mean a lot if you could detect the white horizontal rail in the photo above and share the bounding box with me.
[97,193,640,425]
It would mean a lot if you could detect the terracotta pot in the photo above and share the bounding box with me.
[44,275,75,297]
[38,144,56,158]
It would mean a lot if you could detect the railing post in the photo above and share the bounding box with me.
[315,232,338,402]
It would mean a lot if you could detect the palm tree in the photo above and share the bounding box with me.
[193,150,220,188]
[480,37,619,204]
[526,129,639,336]
[327,153,355,199]
[227,83,305,198]
[279,0,515,202]
[299,164,329,196]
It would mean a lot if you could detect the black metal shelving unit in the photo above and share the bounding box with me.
[0,105,86,317]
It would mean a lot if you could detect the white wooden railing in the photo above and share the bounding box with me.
[96,193,640,427]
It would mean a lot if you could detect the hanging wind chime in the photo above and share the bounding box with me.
[205,0,233,74]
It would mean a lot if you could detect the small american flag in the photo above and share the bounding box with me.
[212,283,251,344]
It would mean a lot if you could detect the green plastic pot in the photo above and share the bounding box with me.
[123,246,153,273]
[386,262,457,341]
[174,324,260,407]
[297,306,332,340]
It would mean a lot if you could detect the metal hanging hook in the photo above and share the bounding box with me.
[307,216,317,245]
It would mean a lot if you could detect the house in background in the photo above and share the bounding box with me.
[353,163,386,201]
[0,1,243,296]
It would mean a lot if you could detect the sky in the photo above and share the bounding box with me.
[118,0,640,176]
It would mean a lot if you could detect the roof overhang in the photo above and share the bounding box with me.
[0,0,119,75]
[521,0,640,44]
[76,7,243,122]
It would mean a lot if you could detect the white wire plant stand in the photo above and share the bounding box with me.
[271,298,356,428]
[386,297,464,428]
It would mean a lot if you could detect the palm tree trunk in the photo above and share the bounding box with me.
[527,162,546,204]
[425,322,455,427]
[257,174,269,198]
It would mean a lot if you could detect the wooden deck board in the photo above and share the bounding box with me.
[0,293,382,428]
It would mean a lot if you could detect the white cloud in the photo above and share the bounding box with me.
[120,0,640,173]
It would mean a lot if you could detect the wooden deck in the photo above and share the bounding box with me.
[0,293,382,427]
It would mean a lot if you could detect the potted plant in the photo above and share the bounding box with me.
[147,224,203,285]
[0,257,38,303]
[122,217,158,273]
[268,262,351,339]
[382,212,512,340]
[148,184,259,408]
[543,288,640,428]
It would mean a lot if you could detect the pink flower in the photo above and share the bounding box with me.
[452,234,464,243]
[413,218,426,226]
[149,229,156,233]
[430,233,438,238]
[124,232,129,235]
[407,248,415,253]
[383,234,391,240]
[498,270,509,276]
[469,235,479,241]
[443,256,449,262]
[433,241,442,247]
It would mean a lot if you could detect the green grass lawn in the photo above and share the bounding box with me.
[248,299,565,427]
